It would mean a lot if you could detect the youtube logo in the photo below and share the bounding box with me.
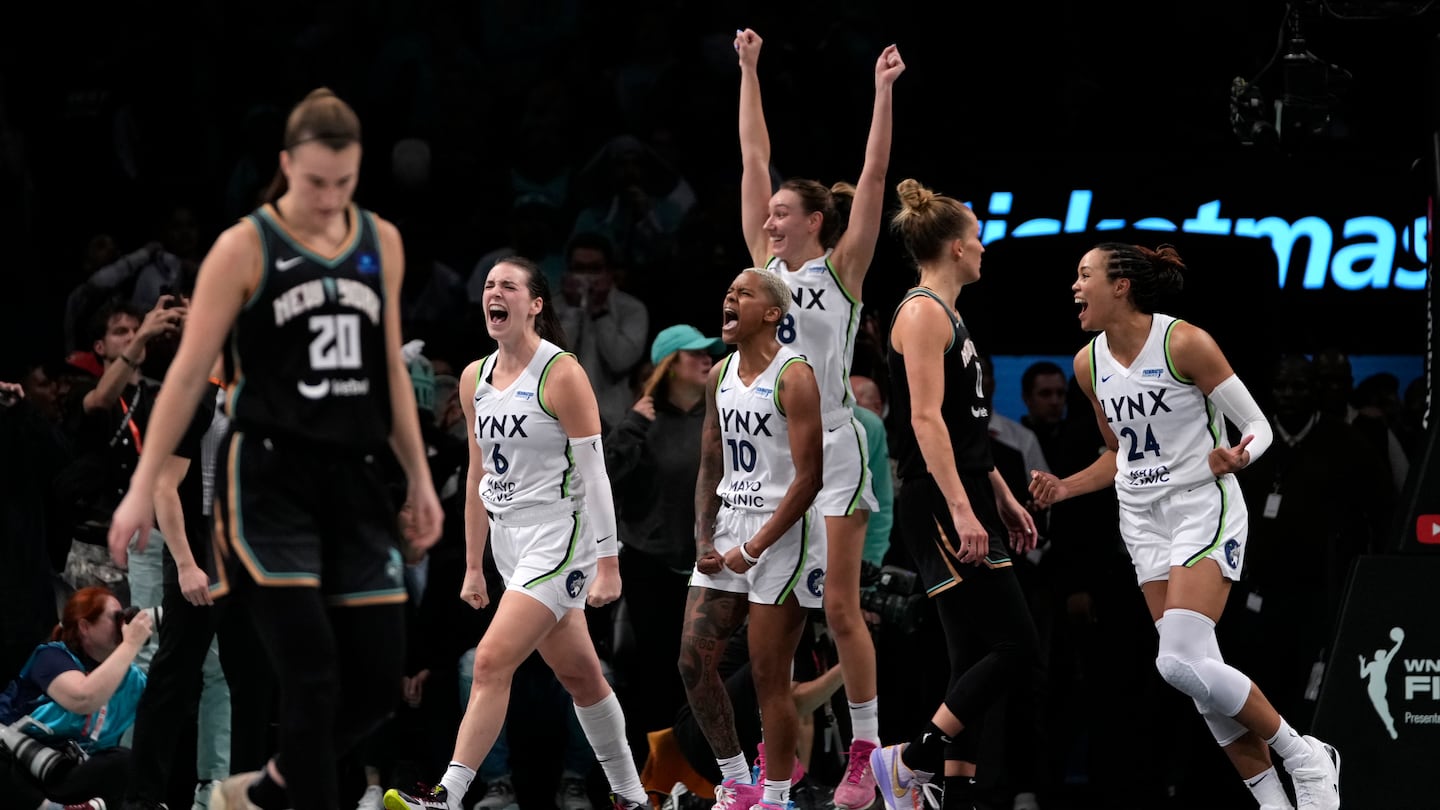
[1419,515,1440,544]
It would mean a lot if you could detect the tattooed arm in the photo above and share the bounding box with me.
[749,360,821,553]
[694,360,725,575]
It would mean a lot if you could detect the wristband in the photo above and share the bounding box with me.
[739,541,761,566]
[120,354,140,368]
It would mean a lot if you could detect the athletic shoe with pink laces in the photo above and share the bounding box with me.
[753,742,806,785]
[833,739,879,810]
[713,777,764,810]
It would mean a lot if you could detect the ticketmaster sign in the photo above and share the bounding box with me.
[973,190,1428,291]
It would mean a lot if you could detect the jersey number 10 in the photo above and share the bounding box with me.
[727,438,757,472]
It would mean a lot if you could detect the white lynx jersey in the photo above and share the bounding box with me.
[765,250,862,428]
[1090,314,1227,508]
[473,340,582,515]
[714,347,811,512]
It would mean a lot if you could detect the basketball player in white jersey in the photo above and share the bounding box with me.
[679,268,825,810]
[1029,243,1341,810]
[735,30,903,806]
[385,257,647,810]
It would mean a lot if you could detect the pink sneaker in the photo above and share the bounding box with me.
[833,739,879,810]
[753,742,806,784]
[713,777,764,810]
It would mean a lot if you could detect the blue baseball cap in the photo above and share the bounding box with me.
[650,324,726,366]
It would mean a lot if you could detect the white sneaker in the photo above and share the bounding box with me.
[357,784,385,810]
[473,776,520,810]
[868,744,935,810]
[1288,735,1340,810]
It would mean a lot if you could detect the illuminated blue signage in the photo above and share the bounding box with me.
[974,190,1428,291]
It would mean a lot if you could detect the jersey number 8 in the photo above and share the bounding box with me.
[777,314,797,345]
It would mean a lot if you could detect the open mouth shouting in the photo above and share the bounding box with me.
[720,304,741,338]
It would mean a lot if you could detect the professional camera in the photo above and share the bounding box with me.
[0,717,78,786]
[858,561,925,634]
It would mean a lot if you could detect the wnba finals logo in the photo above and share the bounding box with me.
[1360,626,1405,740]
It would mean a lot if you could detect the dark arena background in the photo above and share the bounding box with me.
[1,1,1437,809]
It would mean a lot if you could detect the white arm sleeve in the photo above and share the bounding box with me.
[571,434,619,557]
[1209,375,1273,465]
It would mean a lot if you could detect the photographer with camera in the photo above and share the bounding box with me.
[0,585,152,809]
[857,561,925,636]
[53,295,186,605]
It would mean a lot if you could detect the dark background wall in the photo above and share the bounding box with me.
[1,0,1433,382]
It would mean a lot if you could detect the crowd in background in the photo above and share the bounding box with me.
[0,5,1432,810]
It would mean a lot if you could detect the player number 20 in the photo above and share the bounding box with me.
[308,314,362,370]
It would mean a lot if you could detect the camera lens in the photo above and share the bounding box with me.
[0,724,73,785]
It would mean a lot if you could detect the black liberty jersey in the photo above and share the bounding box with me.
[889,288,994,480]
[225,204,391,447]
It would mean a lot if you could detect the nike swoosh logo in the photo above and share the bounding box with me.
[1100,374,1113,382]
[890,750,909,799]
[275,255,305,271]
[297,379,330,399]
[1246,773,1269,788]
[720,387,732,393]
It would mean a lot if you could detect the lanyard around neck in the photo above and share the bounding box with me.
[113,385,144,454]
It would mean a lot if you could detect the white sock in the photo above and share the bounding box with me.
[718,751,752,783]
[763,778,791,805]
[1243,766,1290,808]
[574,692,647,806]
[440,761,476,810]
[848,697,879,744]
[1266,719,1311,767]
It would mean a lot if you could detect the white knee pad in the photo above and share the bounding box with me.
[1155,609,1252,718]
[1198,704,1248,747]
[1195,623,1248,746]
[1154,614,1247,745]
